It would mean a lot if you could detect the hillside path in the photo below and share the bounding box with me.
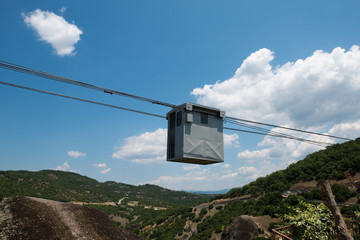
[30,197,86,239]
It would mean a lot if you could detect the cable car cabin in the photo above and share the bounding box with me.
[167,103,225,165]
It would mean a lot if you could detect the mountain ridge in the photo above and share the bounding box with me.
[0,169,212,207]
[185,189,231,195]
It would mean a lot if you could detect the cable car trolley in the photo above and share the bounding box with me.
[166,103,225,165]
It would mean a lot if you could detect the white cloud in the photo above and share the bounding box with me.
[246,159,284,181]
[328,120,360,139]
[67,150,86,159]
[60,7,67,14]
[221,172,238,179]
[192,46,360,128]
[237,149,270,159]
[131,155,166,164]
[92,163,110,174]
[223,163,231,169]
[256,127,335,161]
[56,161,71,171]
[92,163,108,168]
[236,133,326,173]
[192,46,360,179]
[224,133,239,148]
[183,165,201,171]
[146,168,211,190]
[247,173,261,181]
[112,128,167,164]
[55,161,79,173]
[23,9,82,56]
[220,166,257,180]
[237,166,257,174]
[145,162,259,190]
[100,168,111,174]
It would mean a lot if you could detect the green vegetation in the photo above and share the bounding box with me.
[138,138,360,239]
[86,204,134,221]
[276,199,360,240]
[300,184,357,203]
[341,204,360,215]
[0,170,211,207]
[0,169,212,239]
[341,205,360,239]
[139,207,195,239]
[281,200,335,240]
[331,184,357,203]
[1,138,360,239]
[299,188,323,200]
[190,193,291,240]
[0,170,117,202]
[224,138,360,198]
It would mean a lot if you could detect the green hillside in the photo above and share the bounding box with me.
[224,137,360,198]
[135,138,360,239]
[1,138,359,239]
[0,170,211,207]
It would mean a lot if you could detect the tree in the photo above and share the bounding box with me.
[281,200,335,240]
[319,181,354,240]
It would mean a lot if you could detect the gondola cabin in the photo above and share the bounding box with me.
[166,103,225,165]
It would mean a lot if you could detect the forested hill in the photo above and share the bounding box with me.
[2,138,359,204]
[0,170,211,207]
[224,137,360,198]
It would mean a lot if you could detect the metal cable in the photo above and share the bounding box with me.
[225,118,332,146]
[225,116,352,141]
[0,80,343,147]
[0,60,176,108]
[223,127,331,147]
[0,81,166,119]
[0,59,351,144]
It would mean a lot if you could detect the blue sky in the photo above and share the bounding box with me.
[1,0,360,191]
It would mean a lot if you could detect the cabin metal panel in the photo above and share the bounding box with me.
[166,103,224,165]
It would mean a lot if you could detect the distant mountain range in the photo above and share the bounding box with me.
[186,189,231,195]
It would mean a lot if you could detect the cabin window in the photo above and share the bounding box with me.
[201,113,208,124]
[168,112,176,159]
[176,111,182,127]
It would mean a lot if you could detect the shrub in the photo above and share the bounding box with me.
[281,200,335,240]
[331,184,356,203]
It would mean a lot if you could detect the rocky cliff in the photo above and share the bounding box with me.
[0,196,143,240]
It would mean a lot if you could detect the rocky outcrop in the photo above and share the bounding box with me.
[0,196,143,240]
[222,215,259,240]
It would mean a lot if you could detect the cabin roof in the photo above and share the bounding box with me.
[167,102,225,118]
